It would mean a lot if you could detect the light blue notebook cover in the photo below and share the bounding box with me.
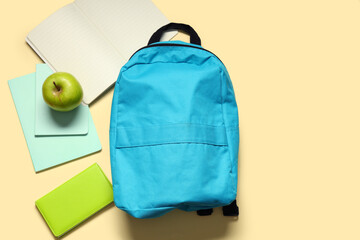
[35,64,89,136]
[9,73,101,172]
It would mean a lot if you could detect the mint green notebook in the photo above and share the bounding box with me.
[36,163,114,237]
[8,73,101,172]
[35,64,89,136]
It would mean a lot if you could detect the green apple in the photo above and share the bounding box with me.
[42,72,83,112]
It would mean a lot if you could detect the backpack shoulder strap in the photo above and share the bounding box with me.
[196,200,239,216]
[196,208,213,216]
[222,200,239,216]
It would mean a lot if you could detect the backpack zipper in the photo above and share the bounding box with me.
[129,43,224,64]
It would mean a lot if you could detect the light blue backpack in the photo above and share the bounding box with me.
[110,23,239,218]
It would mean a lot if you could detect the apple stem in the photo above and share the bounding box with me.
[53,81,60,91]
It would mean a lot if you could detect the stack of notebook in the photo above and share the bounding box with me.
[9,0,176,172]
[8,64,102,172]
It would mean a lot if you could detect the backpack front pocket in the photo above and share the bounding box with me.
[111,124,235,218]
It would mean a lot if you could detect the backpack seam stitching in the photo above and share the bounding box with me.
[122,56,218,73]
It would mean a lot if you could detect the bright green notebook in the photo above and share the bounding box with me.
[35,163,113,237]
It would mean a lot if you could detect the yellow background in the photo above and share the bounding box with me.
[1,0,360,239]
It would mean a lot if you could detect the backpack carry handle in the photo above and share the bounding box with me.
[148,23,202,46]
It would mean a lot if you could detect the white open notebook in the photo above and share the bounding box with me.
[27,0,176,104]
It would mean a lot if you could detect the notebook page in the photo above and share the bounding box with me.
[27,4,125,104]
[74,0,176,58]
